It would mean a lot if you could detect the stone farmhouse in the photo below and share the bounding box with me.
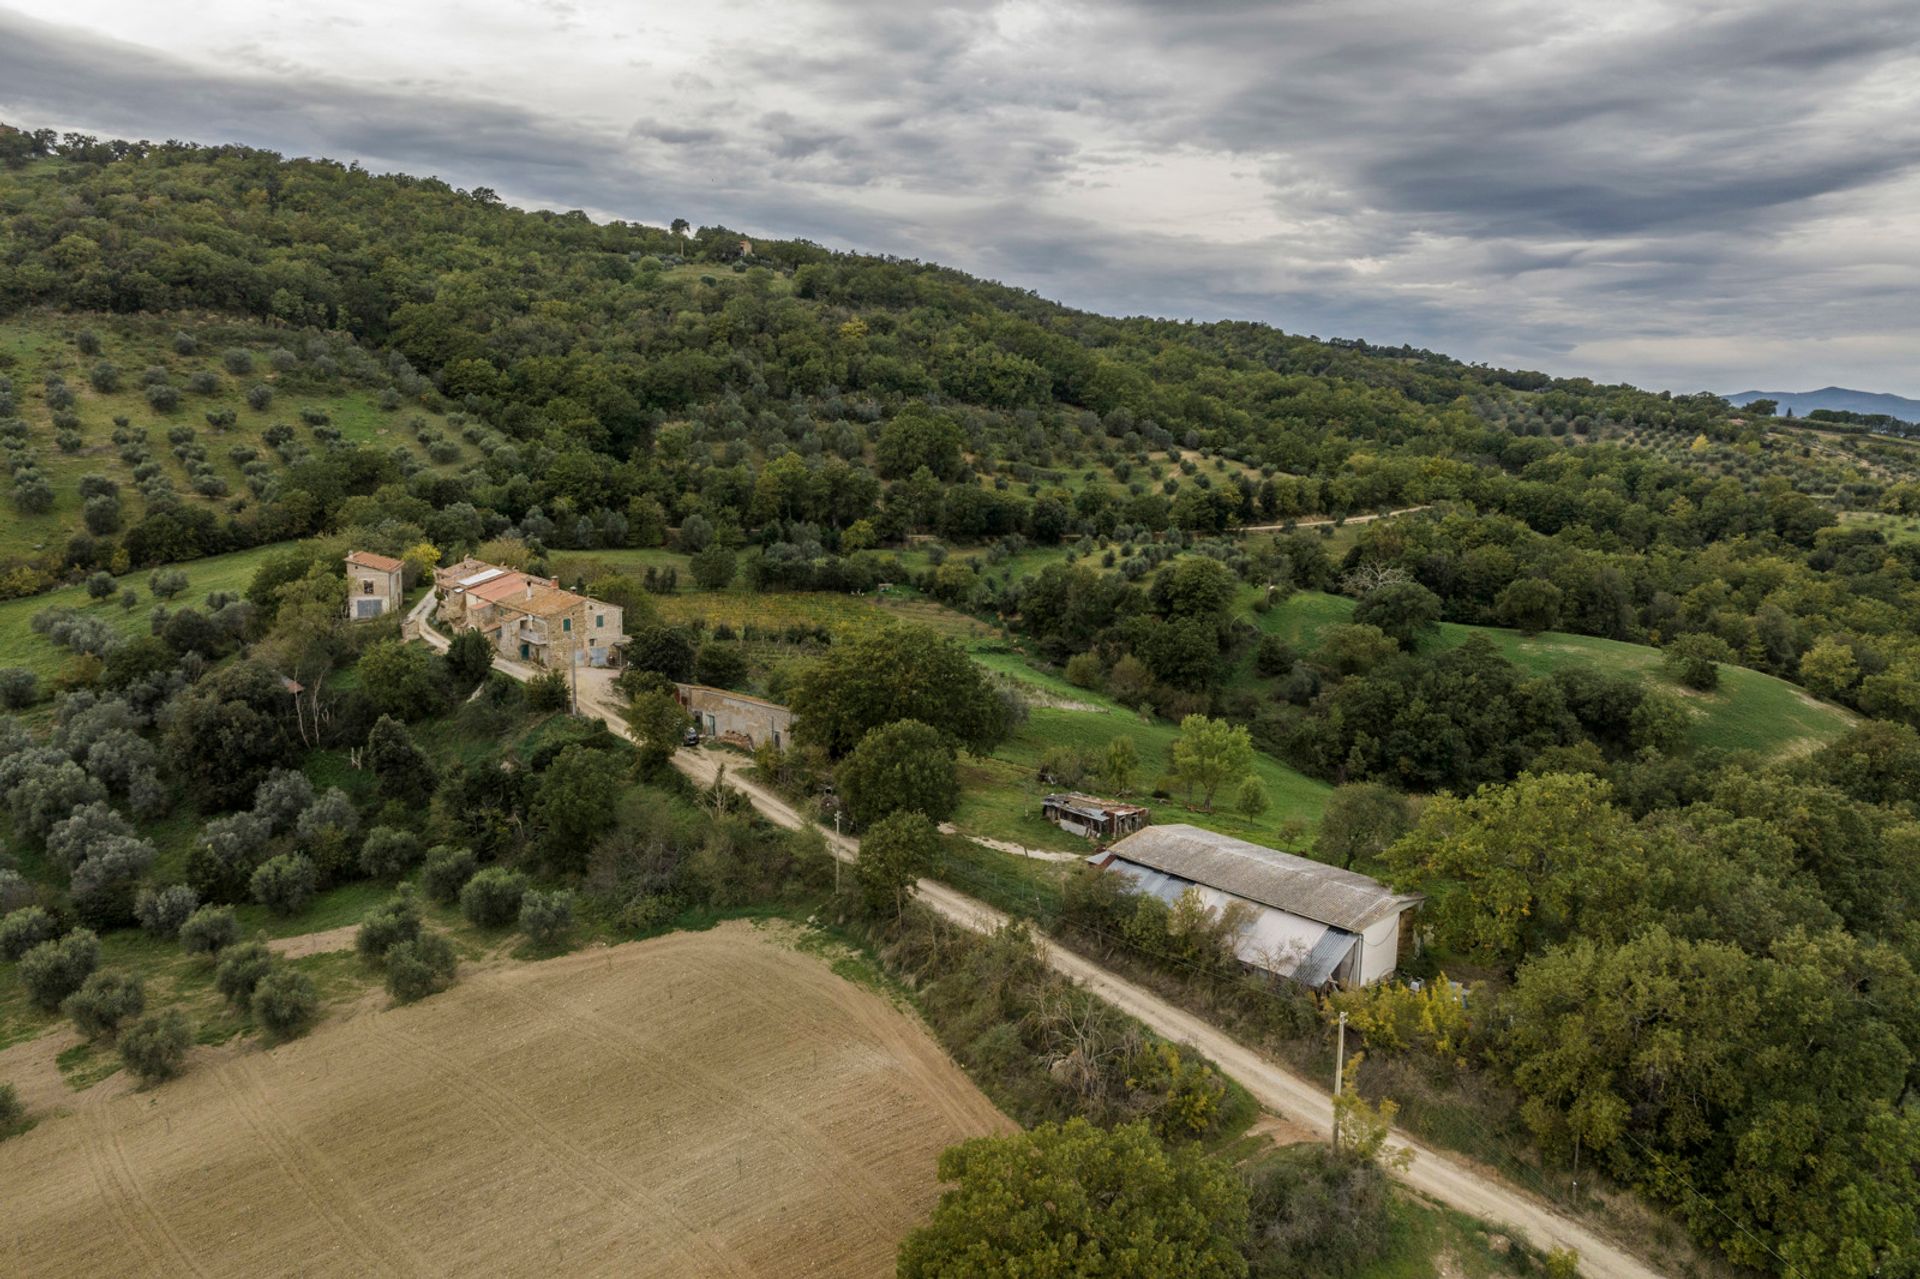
[433,558,626,669]
[345,551,404,620]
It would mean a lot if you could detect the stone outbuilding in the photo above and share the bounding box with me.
[345,551,404,620]
[673,684,793,750]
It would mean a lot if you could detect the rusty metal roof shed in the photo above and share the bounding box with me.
[1101,824,1419,933]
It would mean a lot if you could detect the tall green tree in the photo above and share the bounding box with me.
[837,719,958,827]
[898,1119,1250,1279]
[1171,714,1253,811]
[853,809,939,918]
[792,622,1008,758]
[1384,772,1636,968]
[530,744,626,871]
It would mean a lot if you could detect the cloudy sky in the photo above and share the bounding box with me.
[3,0,1918,396]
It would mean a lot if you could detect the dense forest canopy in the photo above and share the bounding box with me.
[5,121,1920,1276]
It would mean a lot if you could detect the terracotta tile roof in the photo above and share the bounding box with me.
[346,550,404,573]
[517,585,588,618]
[435,557,493,583]
[465,572,545,604]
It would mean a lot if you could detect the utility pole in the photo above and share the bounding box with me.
[567,616,579,716]
[833,810,843,894]
[1332,1010,1347,1152]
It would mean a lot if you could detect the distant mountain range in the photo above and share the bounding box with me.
[1727,386,1920,424]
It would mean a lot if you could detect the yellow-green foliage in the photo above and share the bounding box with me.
[1332,1055,1412,1170]
[1327,975,1473,1067]
[1126,1041,1227,1139]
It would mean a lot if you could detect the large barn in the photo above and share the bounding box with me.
[1088,824,1421,988]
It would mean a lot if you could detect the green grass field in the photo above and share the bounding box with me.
[1256,591,1855,757]
[1839,509,1920,545]
[953,641,1333,854]
[0,540,293,680]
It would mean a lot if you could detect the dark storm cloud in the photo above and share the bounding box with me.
[2,2,1918,392]
[1123,2,1919,223]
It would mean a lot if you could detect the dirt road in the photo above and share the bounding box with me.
[1235,503,1432,534]
[421,601,1664,1279]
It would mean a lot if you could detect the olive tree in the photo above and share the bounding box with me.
[178,904,240,956]
[421,845,477,904]
[355,890,423,962]
[120,1011,191,1084]
[459,867,528,927]
[251,768,315,836]
[385,933,458,1003]
[359,826,422,880]
[519,889,575,949]
[63,970,145,1040]
[18,929,101,1010]
[214,940,275,1008]
[250,968,319,1040]
[249,854,318,916]
[134,884,200,939]
[0,906,60,961]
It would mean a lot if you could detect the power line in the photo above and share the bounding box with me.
[1614,1128,1807,1279]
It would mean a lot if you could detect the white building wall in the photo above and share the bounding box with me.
[1357,914,1403,985]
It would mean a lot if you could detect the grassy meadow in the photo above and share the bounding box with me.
[1254,590,1855,758]
[0,541,293,680]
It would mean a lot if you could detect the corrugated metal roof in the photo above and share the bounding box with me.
[1101,824,1418,932]
[1293,930,1357,987]
[1091,852,1356,985]
[1043,793,1147,820]
[458,567,507,588]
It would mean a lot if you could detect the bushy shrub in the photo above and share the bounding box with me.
[0,667,38,709]
[355,891,423,962]
[460,867,528,927]
[519,889,575,949]
[214,940,275,1008]
[0,1082,21,1135]
[1244,1147,1390,1279]
[384,932,458,1003]
[62,970,145,1040]
[178,904,240,955]
[525,668,569,711]
[0,906,60,961]
[249,854,318,916]
[119,1010,191,1084]
[358,826,421,879]
[252,768,315,835]
[250,968,319,1040]
[18,929,101,1010]
[421,845,477,904]
[134,884,200,939]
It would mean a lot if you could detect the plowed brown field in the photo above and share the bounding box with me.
[1,923,1011,1278]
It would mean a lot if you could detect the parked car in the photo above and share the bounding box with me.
[683,727,702,747]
